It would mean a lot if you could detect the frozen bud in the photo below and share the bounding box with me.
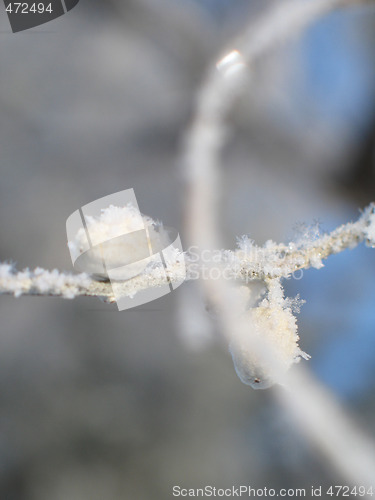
[230,282,310,390]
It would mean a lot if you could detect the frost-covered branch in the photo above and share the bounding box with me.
[233,203,375,280]
[1,203,374,300]
[0,260,185,301]
[0,264,93,299]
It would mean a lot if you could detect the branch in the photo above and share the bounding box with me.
[0,261,185,301]
[233,204,375,280]
[1,203,374,299]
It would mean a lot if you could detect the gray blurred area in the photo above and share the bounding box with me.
[1,0,375,498]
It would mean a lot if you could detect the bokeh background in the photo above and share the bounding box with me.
[1,0,375,498]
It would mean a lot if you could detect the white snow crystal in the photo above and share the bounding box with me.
[229,279,309,389]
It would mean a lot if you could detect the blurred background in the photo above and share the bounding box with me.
[0,0,375,498]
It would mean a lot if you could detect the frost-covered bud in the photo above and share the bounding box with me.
[229,280,310,389]
[230,305,309,389]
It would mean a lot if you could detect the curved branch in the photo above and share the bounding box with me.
[182,0,375,491]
